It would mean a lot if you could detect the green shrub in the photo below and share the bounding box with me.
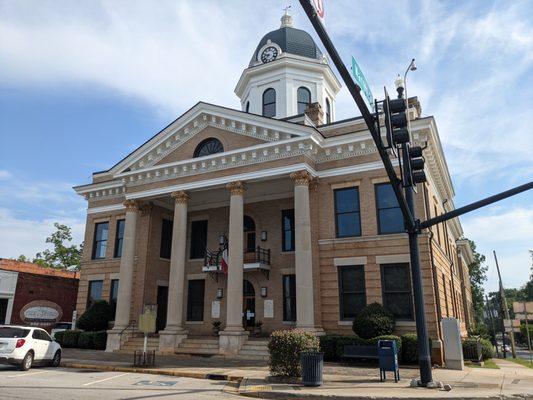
[62,330,81,348]
[93,331,107,350]
[352,303,395,339]
[78,331,95,349]
[468,325,491,340]
[268,330,320,377]
[400,333,432,364]
[53,331,65,346]
[77,300,112,332]
[319,334,362,361]
[462,338,495,360]
[368,335,402,360]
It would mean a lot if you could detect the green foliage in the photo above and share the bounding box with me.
[462,338,495,360]
[93,331,107,350]
[53,331,65,345]
[468,324,491,340]
[319,334,362,361]
[399,333,432,364]
[465,239,488,325]
[78,331,95,349]
[352,303,395,339]
[268,330,320,377]
[61,330,81,348]
[77,300,112,332]
[367,335,402,360]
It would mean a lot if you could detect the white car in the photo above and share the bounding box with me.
[0,325,62,370]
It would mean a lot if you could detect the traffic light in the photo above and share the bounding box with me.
[383,95,409,146]
[408,145,426,184]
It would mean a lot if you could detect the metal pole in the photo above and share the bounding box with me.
[524,302,532,365]
[493,250,516,358]
[486,295,499,358]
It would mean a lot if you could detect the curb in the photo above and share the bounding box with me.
[60,361,242,382]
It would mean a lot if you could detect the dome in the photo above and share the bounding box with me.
[249,15,323,67]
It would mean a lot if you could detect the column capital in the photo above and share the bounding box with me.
[171,191,190,204]
[123,200,140,212]
[290,170,312,186]
[226,181,246,196]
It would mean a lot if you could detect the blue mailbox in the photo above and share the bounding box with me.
[378,340,400,382]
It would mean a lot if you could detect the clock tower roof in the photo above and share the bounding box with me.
[249,13,323,67]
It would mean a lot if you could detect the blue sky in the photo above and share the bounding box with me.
[0,0,531,291]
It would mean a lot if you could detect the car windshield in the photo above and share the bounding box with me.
[0,327,30,338]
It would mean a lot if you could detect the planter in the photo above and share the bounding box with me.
[300,351,324,387]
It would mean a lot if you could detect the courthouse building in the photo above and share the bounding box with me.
[74,13,474,362]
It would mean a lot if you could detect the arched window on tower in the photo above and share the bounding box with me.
[193,138,224,158]
[325,98,331,123]
[297,87,311,114]
[245,101,250,113]
[262,88,276,117]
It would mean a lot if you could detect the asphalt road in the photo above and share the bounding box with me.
[0,365,247,400]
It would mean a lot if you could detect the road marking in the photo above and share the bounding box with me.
[4,370,50,378]
[83,372,129,386]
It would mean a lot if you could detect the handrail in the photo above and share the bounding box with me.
[119,320,137,338]
[204,244,271,266]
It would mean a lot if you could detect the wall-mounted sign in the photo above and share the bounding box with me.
[211,301,220,319]
[20,300,63,326]
[264,300,274,318]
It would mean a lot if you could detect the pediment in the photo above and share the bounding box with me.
[107,102,317,177]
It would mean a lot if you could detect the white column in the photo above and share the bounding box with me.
[219,181,248,355]
[106,200,139,351]
[159,191,189,352]
[290,171,316,330]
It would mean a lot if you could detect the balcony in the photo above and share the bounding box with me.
[202,246,271,281]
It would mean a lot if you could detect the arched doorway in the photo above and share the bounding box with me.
[243,279,256,329]
[243,215,256,262]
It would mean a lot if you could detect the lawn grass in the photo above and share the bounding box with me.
[508,357,533,369]
[465,359,500,369]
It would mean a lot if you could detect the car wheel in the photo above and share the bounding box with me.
[51,350,61,367]
[20,352,33,371]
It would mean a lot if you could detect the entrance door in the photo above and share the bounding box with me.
[242,280,255,329]
[0,299,7,324]
[156,286,168,332]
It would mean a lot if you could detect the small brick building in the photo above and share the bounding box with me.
[0,259,79,331]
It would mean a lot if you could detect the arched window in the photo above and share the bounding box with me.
[262,88,276,117]
[245,101,250,113]
[193,138,224,158]
[297,87,311,114]
[325,98,331,123]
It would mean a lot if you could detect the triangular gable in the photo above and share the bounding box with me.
[104,102,317,177]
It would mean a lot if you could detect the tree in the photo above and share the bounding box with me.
[465,239,488,325]
[17,223,83,270]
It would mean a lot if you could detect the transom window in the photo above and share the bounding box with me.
[381,263,414,320]
[375,183,405,234]
[262,88,276,117]
[334,187,361,237]
[297,87,311,114]
[193,138,224,158]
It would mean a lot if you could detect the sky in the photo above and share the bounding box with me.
[0,0,531,292]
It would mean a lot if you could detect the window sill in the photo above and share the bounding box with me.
[338,320,353,326]
[282,321,297,325]
[160,257,170,262]
[185,321,204,325]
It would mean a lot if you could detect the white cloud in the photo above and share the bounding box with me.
[0,170,12,179]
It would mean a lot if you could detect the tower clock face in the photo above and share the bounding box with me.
[260,46,278,63]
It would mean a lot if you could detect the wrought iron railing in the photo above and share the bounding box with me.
[204,247,223,268]
[204,245,271,267]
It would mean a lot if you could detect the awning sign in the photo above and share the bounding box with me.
[351,56,374,110]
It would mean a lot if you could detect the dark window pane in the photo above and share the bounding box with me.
[283,275,296,321]
[325,98,331,123]
[92,222,109,259]
[384,293,413,320]
[281,209,295,252]
[160,219,173,259]
[381,263,414,320]
[336,213,360,237]
[335,188,359,213]
[193,138,224,158]
[187,280,205,321]
[334,188,361,238]
[338,266,366,320]
[263,88,276,117]
[263,103,275,118]
[109,279,119,320]
[342,293,366,319]
[87,280,103,309]
[297,87,311,114]
[190,220,208,259]
[382,264,410,291]
[376,183,405,234]
[114,219,125,258]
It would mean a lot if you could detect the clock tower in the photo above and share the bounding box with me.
[234,11,341,124]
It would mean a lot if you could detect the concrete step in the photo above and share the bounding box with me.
[182,338,219,344]
[236,353,269,360]
[179,342,219,349]
[240,344,268,351]
[174,347,219,355]
[125,338,160,343]
[238,349,269,356]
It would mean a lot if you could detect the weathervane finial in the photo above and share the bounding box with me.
[281,3,293,28]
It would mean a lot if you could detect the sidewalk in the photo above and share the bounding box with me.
[61,349,533,399]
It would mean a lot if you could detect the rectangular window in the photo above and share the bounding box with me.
[338,265,366,320]
[281,209,295,252]
[443,273,449,317]
[87,280,103,309]
[334,187,361,238]
[375,183,404,234]
[160,219,173,259]
[186,279,205,321]
[109,279,119,320]
[92,222,109,259]
[190,220,208,259]
[282,274,297,322]
[381,263,414,320]
[113,219,125,258]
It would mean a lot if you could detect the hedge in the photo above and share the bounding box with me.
[53,330,65,345]
[54,330,107,350]
[319,334,363,361]
[400,333,432,364]
[93,331,108,350]
[462,338,495,360]
[78,331,95,349]
[352,303,395,339]
[61,330,81,348]
[268,330,320,377]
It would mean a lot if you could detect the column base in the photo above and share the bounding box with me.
[105,328,128,352]
[158,329,188,353]
[219,329,249,356]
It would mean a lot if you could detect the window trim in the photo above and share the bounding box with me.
[338,265,366,321]
[281,209,295,252]
[113,219,125,258]
[92,222,109,260]
[334,187,361,238]
[380,263,414,321]
[262,88,276,117]
[375,183,405,235]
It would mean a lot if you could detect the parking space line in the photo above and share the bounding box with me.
[4,370,50,378]
[82,372,129,386]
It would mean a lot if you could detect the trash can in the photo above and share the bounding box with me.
[300,351,324,387]
[377,340,399,382]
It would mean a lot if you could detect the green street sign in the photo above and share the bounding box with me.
[351,56,374,110]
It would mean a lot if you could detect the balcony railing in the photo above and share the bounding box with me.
[203,245,271,280]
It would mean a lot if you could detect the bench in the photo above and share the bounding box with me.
[341,344,379,361]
